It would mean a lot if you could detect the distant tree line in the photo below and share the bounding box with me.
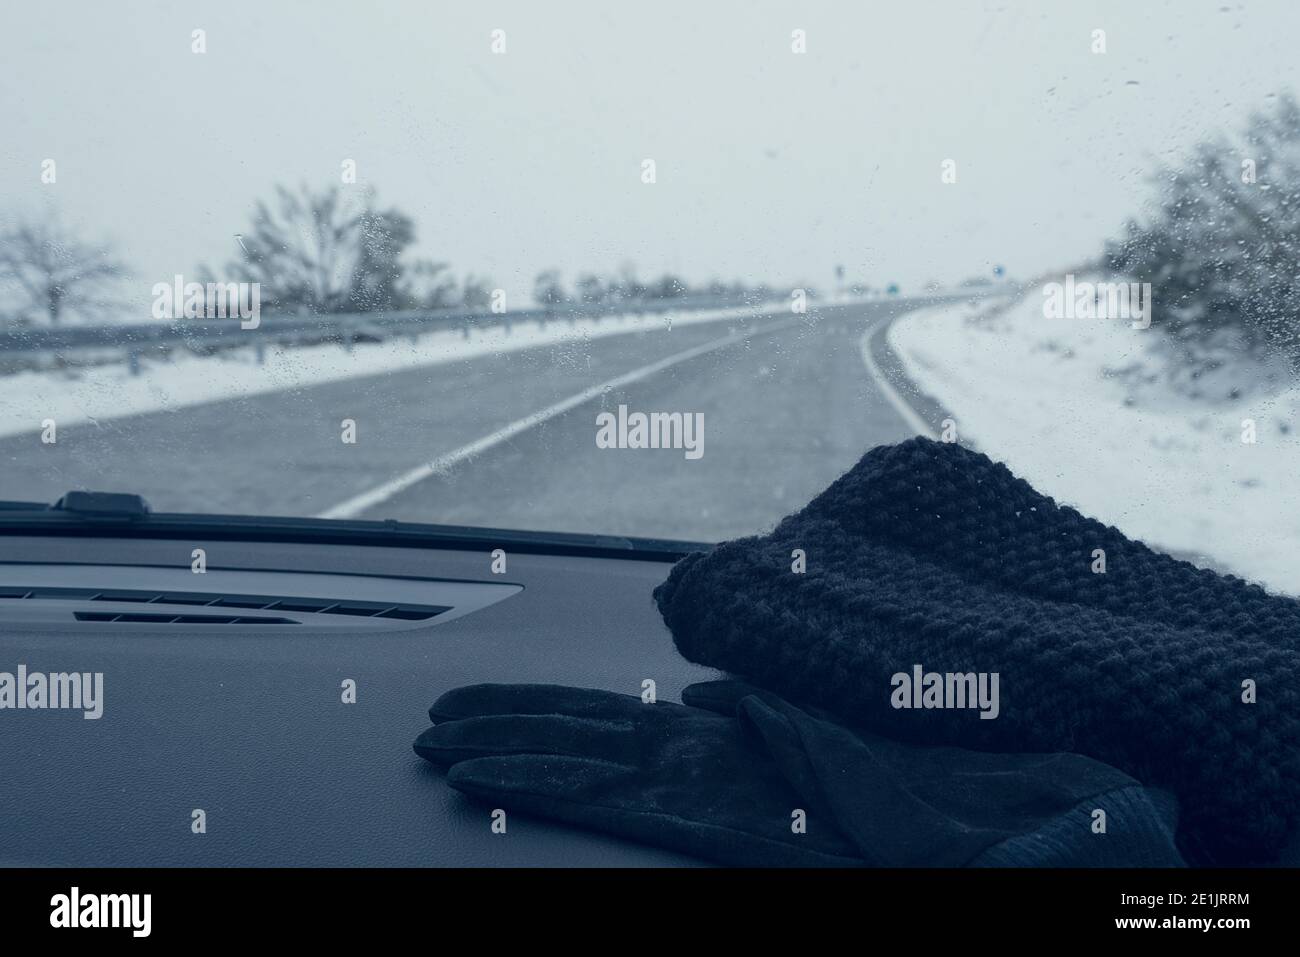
[536,265,772,308]
[0,181,777,327]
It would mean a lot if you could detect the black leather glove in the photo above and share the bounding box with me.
[415,682,863,866]
[414,681,1186,867]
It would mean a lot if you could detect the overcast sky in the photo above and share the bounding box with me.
[2,0,1297,308]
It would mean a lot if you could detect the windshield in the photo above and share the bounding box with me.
[2,1,1298,594]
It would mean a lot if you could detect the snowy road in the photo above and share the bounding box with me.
[0,300,947,542]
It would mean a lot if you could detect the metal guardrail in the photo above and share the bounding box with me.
[0,293,797,375]
[0,293,778,354]
[0,286,1015,374]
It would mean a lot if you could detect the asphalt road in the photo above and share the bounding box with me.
[0,300,947,542]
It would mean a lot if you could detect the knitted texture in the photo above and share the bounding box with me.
[653,437,1300,865]
[970,787,1185,868]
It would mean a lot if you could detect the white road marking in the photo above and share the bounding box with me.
[316,314,805,519]
[858,311,937,439]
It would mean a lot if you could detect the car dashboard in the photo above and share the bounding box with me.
[0,530,716,867]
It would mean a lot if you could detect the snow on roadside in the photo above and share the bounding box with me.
[888,295,1300,597]
[0,303,775,441]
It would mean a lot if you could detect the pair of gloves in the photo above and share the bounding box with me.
[414,680,1185,867]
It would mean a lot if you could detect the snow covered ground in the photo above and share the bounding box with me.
[0,302,777,441]
[888,293,1300,597]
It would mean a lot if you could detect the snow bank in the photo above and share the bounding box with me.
[888,295,1300,596]
[0,303,772,441]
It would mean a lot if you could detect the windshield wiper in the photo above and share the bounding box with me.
[0,490,709,562]
[0,491,150,519]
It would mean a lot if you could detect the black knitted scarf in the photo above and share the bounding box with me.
[653,437,1300,865]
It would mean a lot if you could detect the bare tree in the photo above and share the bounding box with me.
[399,258,459,310]
[460,274,496,309]
[606,263,647,302]
[647,273,688,300]
[575,273,606,304]
[534,269,566,306]
[218,183,418,315]
[0,217,126,325]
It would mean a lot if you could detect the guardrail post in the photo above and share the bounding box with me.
[127,350,141,376]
